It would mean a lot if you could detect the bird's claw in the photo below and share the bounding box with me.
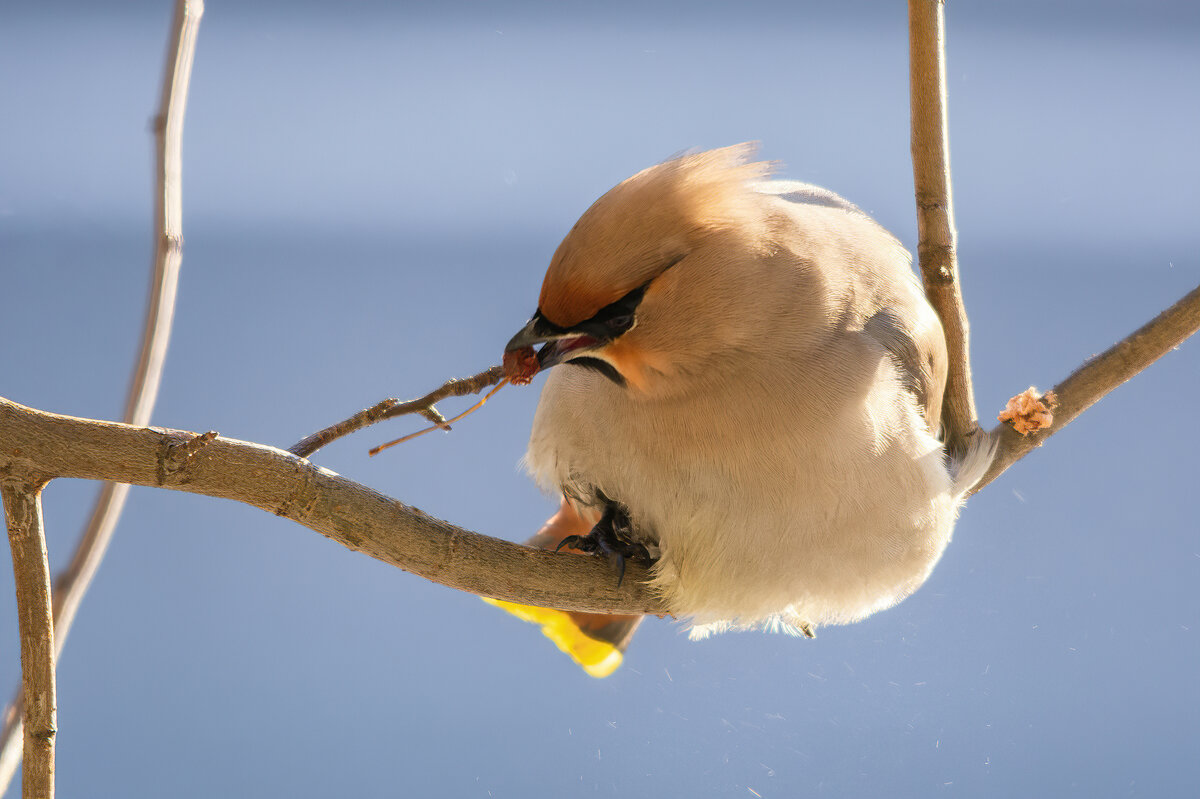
[555,534,596,555]
[555,503,653,588]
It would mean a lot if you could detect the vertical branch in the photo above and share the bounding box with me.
[0,0,204,791]
[908,0,979,456]
[2,481,55,799]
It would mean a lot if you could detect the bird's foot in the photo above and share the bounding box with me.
[556,503,652,587]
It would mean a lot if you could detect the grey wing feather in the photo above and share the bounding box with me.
[864,306,947,435]
[754,179,873,219]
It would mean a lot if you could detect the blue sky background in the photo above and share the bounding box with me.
[2,1,1198,796]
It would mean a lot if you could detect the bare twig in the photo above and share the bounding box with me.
[369,378,510,455]
[973,282,1200,493]
[908,0,979,457]
[290,365,505,458]
[0,0,203,790]
[1,479,56,799]
[0,396,660,616]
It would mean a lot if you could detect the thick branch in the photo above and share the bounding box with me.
[1,480,55,799]
[290,366,504,458]
[0,1,204,790]
[973,281,1200,492]
[909,0,979,456]
[0,397,661,616]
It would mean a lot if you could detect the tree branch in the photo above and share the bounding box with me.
[0,0,203,791]
[908,0,979,456]
[973,281,1200,493]
[1,479,55,799]
[290,366,505,458]
[0,397,661,616]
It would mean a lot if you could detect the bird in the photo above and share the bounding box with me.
[486,143,994,677]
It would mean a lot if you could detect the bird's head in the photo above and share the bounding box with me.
[506,143,776,395]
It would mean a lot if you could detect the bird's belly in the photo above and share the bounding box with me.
[528,404,956,632]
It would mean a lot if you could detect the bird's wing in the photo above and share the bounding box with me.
[757,179,949,435]
[863,305,947,434]
[752,179,875,219]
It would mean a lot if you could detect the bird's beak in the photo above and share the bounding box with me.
[506,317,603,369]
[505,317,550,352]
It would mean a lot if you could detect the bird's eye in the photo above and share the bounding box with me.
[606,313,633,332]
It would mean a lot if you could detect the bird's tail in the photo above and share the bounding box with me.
[483,499,643,678]
[482,598,640,678]
[950,429,998,498]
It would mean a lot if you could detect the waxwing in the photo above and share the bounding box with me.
[487,144,994,677]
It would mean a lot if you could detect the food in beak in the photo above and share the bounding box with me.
[503,346,541,385]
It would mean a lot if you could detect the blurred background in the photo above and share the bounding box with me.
[2,1,1198,796]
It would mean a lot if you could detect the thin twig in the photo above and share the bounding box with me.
[290,365,505,458]
[972,281,1200,493]
[1,479,55,799]
[0,0,203,791]
[908,0,979,457]
[369,378,510,455]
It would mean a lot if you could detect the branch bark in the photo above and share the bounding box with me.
[909,0,979,457]
[1,480,55,799]
[0,0,203,791]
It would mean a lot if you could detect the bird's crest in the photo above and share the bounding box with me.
[538,143,775,327]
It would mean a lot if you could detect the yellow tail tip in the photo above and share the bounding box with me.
[483,597,624,678]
